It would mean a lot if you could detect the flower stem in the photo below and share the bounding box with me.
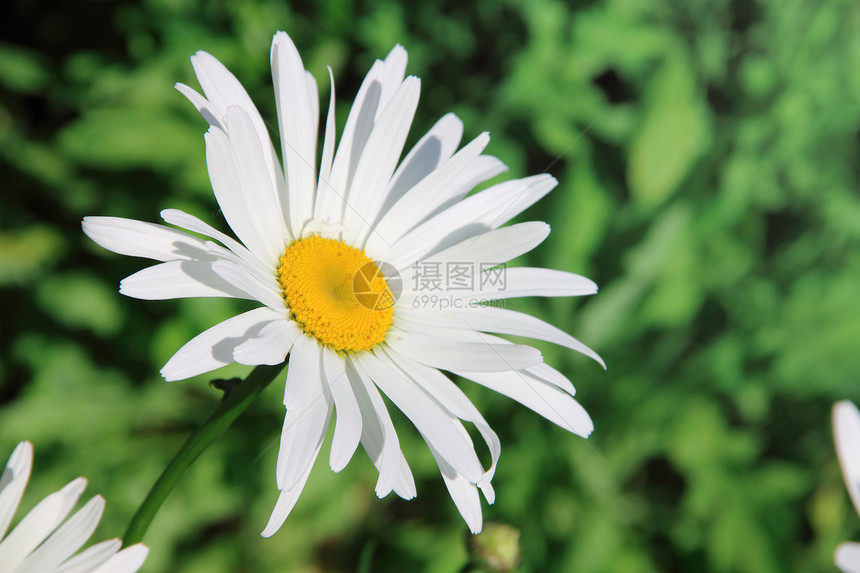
[123,363,286,545]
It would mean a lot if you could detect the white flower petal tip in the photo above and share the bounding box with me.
[260,475,316,538]
[832,401,860,573]
[92,544,150,573]
[0,442,147,573]
[835,400,860,518]
[87,29,603,536]
[160,307,286,381]
[478,479,495,505]
[6,439,34,476]
[577,415,595,439]
[837,541,860,573]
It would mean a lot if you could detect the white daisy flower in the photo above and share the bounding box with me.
[834,401,860,572]
[82,31,603,535]
[0,441,148,573]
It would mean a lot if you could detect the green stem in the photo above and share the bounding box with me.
[123,363,286,545]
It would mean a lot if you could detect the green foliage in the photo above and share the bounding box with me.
[2,0,860,571]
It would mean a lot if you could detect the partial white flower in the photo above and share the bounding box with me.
[834,401,860,572]
[82,31,603,535]
[0,441,148,573]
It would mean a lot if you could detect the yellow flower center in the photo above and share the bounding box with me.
[277,235,394,353]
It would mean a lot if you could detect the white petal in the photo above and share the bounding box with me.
[0,492,66,571]
[225,106,289,251]
[181,51,283,194]
[272,32,318,233]
[456,369,594,437]
[203,240,280,291]
[175,82,223,129]
[384,348,500,491]
[204,126,275,264]
[385,174,555,269]
[392,316,488,343]
[314,67,339,221]
[393,458,417,500]
[261,451,319,539]
[835,401,860,518]
[119,260,252,300]
[429,445,483,534]
[326,60,385,222]
[0,476,91,567]
[186,52,256,124]
[210,259,286,311]
[233,319,301,366]
[55,539,121,573]
[490,268,598,298]
[321,349,363,472]
[400,305,605,368]
[377,45,408,117]
[281,334,317,409]
[399,267,598,304]
[837,542,860,573]
[160,209,266,276]
[324,45,409,226]
[161,307,285,381]
[0,442,32,540]
[89,544,149,573]
[54,478,87,525]
[474,173,557,228]
[386,330,542,372]
[306,70,320,144]
[367,132,491,252]
[526,362,578,396]
[82,217,208,262]
[400,222,550,288]
[0,442,30,490]
[15,495,103,572]
[346,76,421,247]
[275,339,331,491]
[383,113,464,215]
[356,353,484,483]
[435,154,509,212]
[347,358,415,499]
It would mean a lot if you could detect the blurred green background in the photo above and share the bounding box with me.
[2,0,860,571]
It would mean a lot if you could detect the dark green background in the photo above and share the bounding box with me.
[2,0,860,571]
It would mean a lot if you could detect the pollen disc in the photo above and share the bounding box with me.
[277,236,394,352]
